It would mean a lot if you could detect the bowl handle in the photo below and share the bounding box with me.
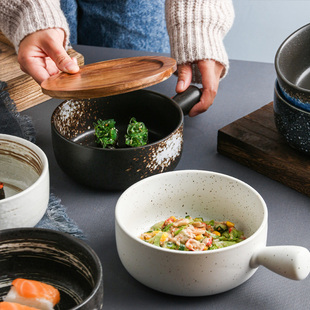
[172,86,202,115]
[250,246,310,280]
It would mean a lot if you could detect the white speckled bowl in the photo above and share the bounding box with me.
[115,170,310,296]
[0,134,49,229]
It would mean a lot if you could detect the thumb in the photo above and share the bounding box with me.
[176,63,192,93]
[46,45,80,74]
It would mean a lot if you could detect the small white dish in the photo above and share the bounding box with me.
[0,134,49,229]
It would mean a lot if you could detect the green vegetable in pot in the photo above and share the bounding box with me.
[125,117,148,147]
[94,119,118,148]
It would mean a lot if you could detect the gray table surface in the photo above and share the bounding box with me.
[22,45,310,310]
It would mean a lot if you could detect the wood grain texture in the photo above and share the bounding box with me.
[41,56,177,99]
[0,31,14,47]
[0,31,84,111]
[217,102,310,197]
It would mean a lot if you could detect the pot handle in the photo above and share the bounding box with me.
[172,86,202,116]
[250,245,310,280]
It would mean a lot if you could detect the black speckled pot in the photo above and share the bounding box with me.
[51,86,201,190]
[0,228,103,310]
[275,23,310,106]
[274,80,310,154]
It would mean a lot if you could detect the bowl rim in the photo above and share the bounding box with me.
[275,22,310,94]
[50,89,184,152]
[274,79,310,116]
[0,134,49,203]
[115,169,268,255]
[0,227,103,310]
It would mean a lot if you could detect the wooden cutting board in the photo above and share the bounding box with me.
[0,31,84,111]
[217,102,310,197]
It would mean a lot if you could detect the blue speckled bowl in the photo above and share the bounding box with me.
[274,79,310,154]
[279,85,310,112]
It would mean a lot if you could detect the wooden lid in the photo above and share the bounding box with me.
[41,56,177,99]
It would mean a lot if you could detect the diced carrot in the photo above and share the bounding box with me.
[195,234,203,241]
[226,221,234,228]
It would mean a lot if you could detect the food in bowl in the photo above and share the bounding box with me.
[124,117,148,147]
[0,302,37,309]
[3,278,60,310]
[140,215,246,251]
[94,117,148,148]
[94,119,118,148]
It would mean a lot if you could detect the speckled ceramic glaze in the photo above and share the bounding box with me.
[0,134,49,229]
[0,228,103,309]
[115,170,310,296]
[51,87,201,190]
[279,86,310,112]
[274,80,310,154]
[275,23,310,109]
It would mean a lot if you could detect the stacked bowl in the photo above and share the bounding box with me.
[274,23,310,154]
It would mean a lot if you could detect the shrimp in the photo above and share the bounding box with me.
[202,236,213,247]
[172,218,190,227]
[185,239,206,251]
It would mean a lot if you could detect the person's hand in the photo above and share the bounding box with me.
[18,28,80,85]
[176,60,224,117]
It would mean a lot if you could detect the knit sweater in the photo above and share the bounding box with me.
[0,0,234,83]
[0,0,70,51]
[166,0,234,81]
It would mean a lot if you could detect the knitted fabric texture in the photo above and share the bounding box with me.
[0,0,234,84]
[0,0,70,52]
[166,0,234,82]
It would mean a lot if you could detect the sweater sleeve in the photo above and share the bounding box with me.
[0,0,70,53]
[165,0,234,83]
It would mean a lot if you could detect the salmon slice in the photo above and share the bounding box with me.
[10,279,60,306]
[0,301,39,310]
